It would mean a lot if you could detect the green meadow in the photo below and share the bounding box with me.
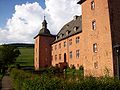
[16,47,34,66]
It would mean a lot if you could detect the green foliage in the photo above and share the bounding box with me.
[10,68,62,90]
[16,47,34,66]
[65,66,84,80]
[0,45,20,67]
[10,68,120,90]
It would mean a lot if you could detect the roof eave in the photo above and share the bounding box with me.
[77,0,86,5]
[34,34,56,39]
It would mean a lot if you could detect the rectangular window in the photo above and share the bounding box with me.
[64,41,66,47]
[92,20,96,30]
[69,51,72,59]
[91,1,95,10]
[59,54,61,60]
[69,39,72,46]
[76,50,80,58]
[36,48,37,53]
[76,37,80,44]
[55,45,57,50]
[59,43,61,49]
[55,55,57,61]
[93,43,97,53]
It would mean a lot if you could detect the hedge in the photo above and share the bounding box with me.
[10,68,120,90]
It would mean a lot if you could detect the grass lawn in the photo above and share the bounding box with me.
[16,47,34,66]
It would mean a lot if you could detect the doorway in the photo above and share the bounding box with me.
[64,53,66,62]
[114,45,120,79]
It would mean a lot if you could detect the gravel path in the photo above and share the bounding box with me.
[1,75,14,90]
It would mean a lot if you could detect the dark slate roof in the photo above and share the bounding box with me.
[54,15,82,43]
[77,0,86,4]
[34,19,55,39]
[39,28,51,35]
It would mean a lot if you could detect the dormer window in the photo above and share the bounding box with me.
[60,34,64,38]
[73,15,78,20]
[66,30,70,36]
[74,26,78,32]
[56,36,58,40]
[66,25,69,28]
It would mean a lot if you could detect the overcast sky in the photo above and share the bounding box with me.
[0,0,81,44]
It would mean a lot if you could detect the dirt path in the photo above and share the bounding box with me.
[1,75,14,90]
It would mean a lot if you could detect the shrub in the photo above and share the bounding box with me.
[10,68,120,90]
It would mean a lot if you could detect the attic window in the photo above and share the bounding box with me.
[66,30,70,36]
[56,36,58,40]
[60,34,64,38]
[74,27,78,32]
[73,15,78,20]
[66,25,69,28]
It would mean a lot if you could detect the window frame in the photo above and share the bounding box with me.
[59,54,61,60]
[55,55,57,61]
[76,50,80,58]
[69,39,72,46]
[92,20,96,30]
[64,41,66,47]
[55,45,57,50]
[91,0,95,10]
[69,51,72,59]
[76,36,80,44]
[59,43,61,49]
[93,43,98,53]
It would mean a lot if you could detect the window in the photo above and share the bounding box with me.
[59,43,61,49]
[76,50,80,58]
[36,48,37,53]
[59,54,61,60]
[55,55,57,61]
[94,61,98,69]
[93,43,98,53]
[56,36,58,40]
[66,30,70,36]
[64,41,66,47]
[91,1,95,10]
[69,39,72,46]
[69,51,72,59]
[76,37,80,44]
[60,34,64,38]
[55,45,57,50]
[92,20,96,30]
[74,27,78,32]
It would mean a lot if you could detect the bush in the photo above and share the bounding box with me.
[10,68,120,90]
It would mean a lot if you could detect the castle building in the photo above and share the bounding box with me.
[34,0,120,77]
[34,18,55,70]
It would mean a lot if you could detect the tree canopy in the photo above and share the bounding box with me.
[0,45,21,67]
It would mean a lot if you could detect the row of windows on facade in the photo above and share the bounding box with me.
[54,36,80,50]
[54,43,97,61]
[54,50,80,61]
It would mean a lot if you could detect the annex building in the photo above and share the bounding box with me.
[34,0,120,77]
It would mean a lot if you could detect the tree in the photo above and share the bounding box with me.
[0,45,21,72]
